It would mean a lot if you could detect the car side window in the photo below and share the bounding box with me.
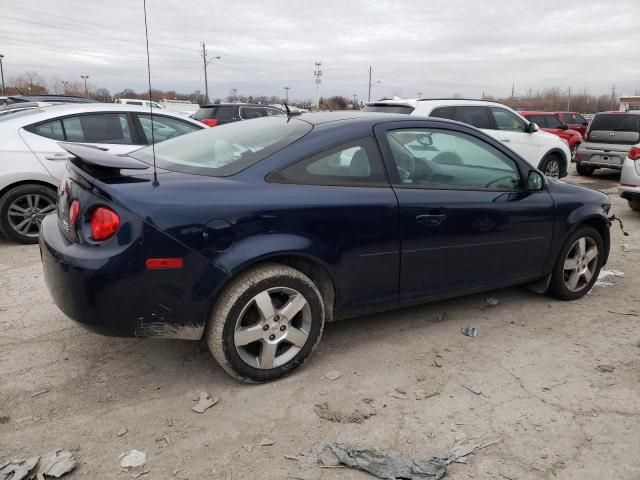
[430,106,457,121]
[62,114,134,144]
[269,137,387,186]
[545,115,564,129]
[528,115,546,128]
[239,107,265,120]
[32,120,65,140]
[137,114,201,143]
[385,128,521,191]
[490,107,527,132]
[265,108,285,116]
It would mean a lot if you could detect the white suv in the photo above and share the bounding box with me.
[364,98,571,178]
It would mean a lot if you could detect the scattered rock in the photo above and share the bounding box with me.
[284,455,299,461]
[313,402,375,424]
[259,438,274,447]
[595,364,615,373]
[0,456,39,480]
[461,327,477,337]
[117,427,128,437]
[34,450,77,478]
[325,370,342,381]
[622,243,640,252]
[167,417,173,427]
[413,389,438,401]
[0,416,9,424]
[30,389,49,398]
[131,468,150,478]
[433,359,442,368]
[318,390,328,396]
[462,384,482,395]
[389,391,407,400]
[119,450,147,469]
[192,392,219,413]
[395,388,407,395]
[486,297,499,306]
[242,444,253,453]
[362,398,374,405]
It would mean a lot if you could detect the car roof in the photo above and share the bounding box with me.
[595,110,640,116]
[0,103,203,127]
[519,111,558,115]
[199,103,281,108]
[294,111,412,126]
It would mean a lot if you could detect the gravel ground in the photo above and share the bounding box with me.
[1,167,639,479]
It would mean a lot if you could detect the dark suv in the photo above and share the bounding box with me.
[192,103,284,127]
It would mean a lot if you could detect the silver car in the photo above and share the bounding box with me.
[0,103,204,243]
[575,111,640,176]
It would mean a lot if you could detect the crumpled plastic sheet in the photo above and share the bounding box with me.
[325,440,498,480]
[0,450,76,480]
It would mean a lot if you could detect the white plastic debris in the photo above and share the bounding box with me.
[119,450,147,470]
[325,370,342,381]
[192,392,219,413]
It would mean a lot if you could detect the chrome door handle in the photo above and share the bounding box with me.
[499,138,511,143]
[416,214,447,227]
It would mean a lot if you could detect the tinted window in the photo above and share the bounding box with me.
[192,106,234,121]
[239,107,270,120]
[362,104,415,114]
[270,137,386,186]
[432,106,492,129]
[62,114,133,144]
[265,107,285,116]
[32,120,65,140]
[544,115,564,129]
[590,113,640,133]
[430,106,457,120]
[137,114,201,143]
[129,117,312,177]
[126,101,143,106]
[490,107,527,132]
[385,128,521,190]
[561,113,587,125]
[526,115,546,127]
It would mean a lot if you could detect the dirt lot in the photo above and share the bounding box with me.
[1,168,639,480]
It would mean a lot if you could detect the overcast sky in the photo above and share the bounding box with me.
[1,0,639,101]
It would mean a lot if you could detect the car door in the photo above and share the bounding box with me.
[20,112,139,180]
[486,107,540,165]
[374,120,555,301]
[267,136,400,314]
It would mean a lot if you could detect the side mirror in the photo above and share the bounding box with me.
[527,122,539,133]
[416,133,433,146]
[561,124,568,130]
[526,170,544,191]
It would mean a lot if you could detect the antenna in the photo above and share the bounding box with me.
[143,0,158,187]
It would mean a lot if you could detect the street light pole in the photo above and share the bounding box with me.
[61,81,69,94]
[352,94,358,110]
[200,42,221,104]
[0,54,5,96]
[232,88,238,103]
[80,75,89,97]
[284,86,290,104]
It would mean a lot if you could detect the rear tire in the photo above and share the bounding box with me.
[0,184,57,244]
[576,163,595,176]
[548,226,603,300]
[540,154,562,178]
[628,199,640,212]
[206,263,325,383]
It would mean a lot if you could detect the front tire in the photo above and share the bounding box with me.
[206,263,325,382]
[540,154,562,178]
[628,199,640,212]
[0,184,57,244]
[548,226,603,300]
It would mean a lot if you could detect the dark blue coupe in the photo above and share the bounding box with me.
[40,112,611,382]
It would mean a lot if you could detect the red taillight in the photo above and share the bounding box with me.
[145,258,184,270]
[628,146,640,161]
[201,118,219,127]
[90,207,120,241]
[69,200,80,225]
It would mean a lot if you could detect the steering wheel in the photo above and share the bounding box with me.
[396,152,415,182]
[485,175,516,189]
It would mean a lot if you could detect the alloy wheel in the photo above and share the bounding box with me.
[233,287,312,369]
[563,237,598,292]
[544,159,560,178]
[7,194,56,239]
[571,145,578,160]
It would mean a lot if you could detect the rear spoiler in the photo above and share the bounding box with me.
[59,143,149,170]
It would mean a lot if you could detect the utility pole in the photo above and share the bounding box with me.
[201,42,220,104]
[284,86,290,104]
[80,75,89,97]
[313,62,322,109]
[352,93,358,110]
[232,88,238,103]
[567,86,571,111]
[511,83,515,99]
[61,81,69,94]
[368,66,372,102]
[0,54,5,96]
[611,85,617,110]
[417,92,422,99]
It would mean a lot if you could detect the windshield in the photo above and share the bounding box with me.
[130,117,312,176]
[590,113,640,132]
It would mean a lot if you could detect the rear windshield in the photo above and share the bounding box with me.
[192,105,234,121]
[590,113,640,132]
[363,104,415,114]
[129,117,312,176]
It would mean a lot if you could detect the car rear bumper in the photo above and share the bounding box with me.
[576,144,628,170]
[39,214,226,339]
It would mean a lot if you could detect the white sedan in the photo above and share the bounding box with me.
[0,103,204,243]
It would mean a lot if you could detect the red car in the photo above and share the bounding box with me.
[554,112,589,137]
[520,111,583,159]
